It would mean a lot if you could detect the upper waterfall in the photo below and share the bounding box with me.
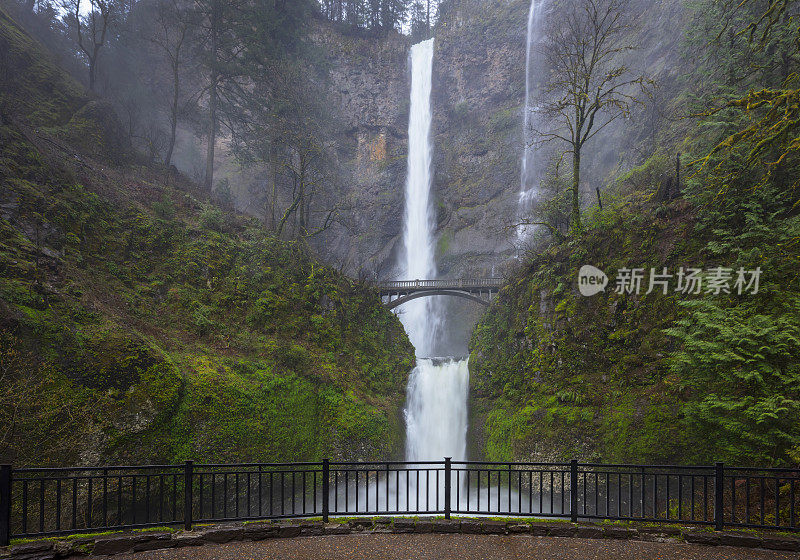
[399,38,440,357]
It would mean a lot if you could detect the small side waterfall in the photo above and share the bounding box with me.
[398,39,470,465]
[517,0,546,240]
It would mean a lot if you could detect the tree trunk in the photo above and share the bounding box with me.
[298,155,307,235]
[426,0,430,32]
[88,58,96,91]
[572,148,582,232]
[269,145,278,229]
[88,41,103,92]
[204,74,217,191]
[203,2,219,192]
[276,187,302,237]
[164,61,180,167]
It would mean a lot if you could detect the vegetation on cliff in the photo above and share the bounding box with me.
[469,0,800,467]
[0,5,414,467]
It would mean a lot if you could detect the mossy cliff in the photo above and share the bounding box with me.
[0,6,415,467]
[468,154,800,466]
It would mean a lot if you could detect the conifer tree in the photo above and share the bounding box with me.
[190,0,312,191]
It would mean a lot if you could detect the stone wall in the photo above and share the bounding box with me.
[5,518,798,558]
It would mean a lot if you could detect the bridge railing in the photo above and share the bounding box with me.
[378,278,504,291]
[2,460,798,543]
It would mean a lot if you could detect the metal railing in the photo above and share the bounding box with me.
[2,460,798,544]
[378,279,504,291]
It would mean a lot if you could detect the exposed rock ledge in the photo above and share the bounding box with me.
[3,518,798,559]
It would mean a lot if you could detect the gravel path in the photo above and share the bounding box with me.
[106,533,800,560]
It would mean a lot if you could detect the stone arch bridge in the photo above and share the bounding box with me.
[378,278,503,310]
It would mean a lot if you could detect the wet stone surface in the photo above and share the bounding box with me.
[1,518,798,559]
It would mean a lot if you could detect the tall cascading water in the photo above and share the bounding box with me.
[398,39,470,466]
[397,36,547,516]
[399,38,439,358]
[517,0,546,241]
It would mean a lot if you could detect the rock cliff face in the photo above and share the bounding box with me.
[314,25,411,274]
[285,1,532,284]
[336,0,686,279]
[221,0,685,285]
[431,0,530,279]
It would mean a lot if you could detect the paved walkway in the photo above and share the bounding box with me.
[106,533,800,560]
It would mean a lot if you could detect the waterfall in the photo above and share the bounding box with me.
[398,39,470,465]
[517,0,546,240]
[400,38,439,358]
[405,358,470,462]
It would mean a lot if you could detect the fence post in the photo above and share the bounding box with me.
[444,458,452,520]
[714,462,724,531]
[0,465,10,547]
[322,459,330,523]
[183,461,193,531]
[570,460,578,523]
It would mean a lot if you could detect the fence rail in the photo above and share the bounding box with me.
[1,460,798,544]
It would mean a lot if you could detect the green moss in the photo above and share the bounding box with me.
[0,7,85,125]
[0,9,416,465]
[468,192,700,463]
[437,229,454,258]
[487,107,517,135]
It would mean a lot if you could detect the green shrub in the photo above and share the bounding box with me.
[199,205,225,232]
[190,301,215,335]
[152,197,176,221]
[271,340,311,373]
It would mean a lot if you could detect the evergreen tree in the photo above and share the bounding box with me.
[318,0,416,34]
[408,0,428,40]
[189,0,312,191]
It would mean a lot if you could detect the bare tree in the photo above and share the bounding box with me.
[62,0,112,91]
[534,0,650,232]
[147,0,193,166]
[273,128,338,239]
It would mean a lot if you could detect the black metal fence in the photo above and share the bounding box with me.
[1,460,798,544]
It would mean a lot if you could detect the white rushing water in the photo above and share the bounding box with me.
[398,39,470,465]
[400,38,440,358]
[517,0,546,240]
[405,358,470,462]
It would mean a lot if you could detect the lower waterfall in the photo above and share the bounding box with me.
[405,358,470,463]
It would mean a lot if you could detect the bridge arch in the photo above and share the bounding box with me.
[384,289,492,310]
